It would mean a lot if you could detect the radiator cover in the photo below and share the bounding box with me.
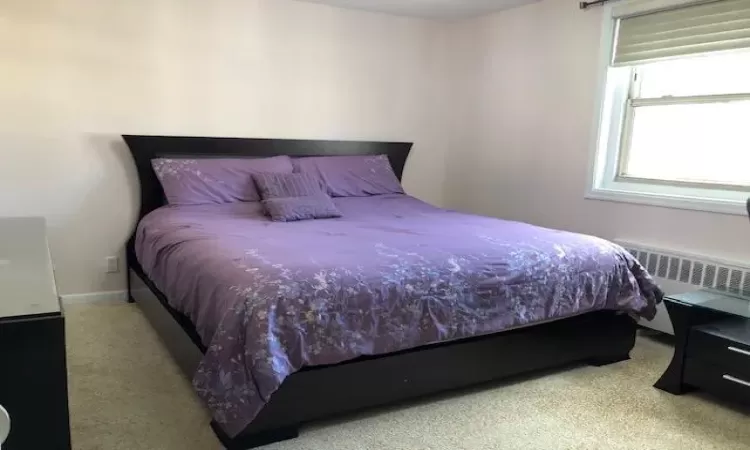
[616,240,750,335]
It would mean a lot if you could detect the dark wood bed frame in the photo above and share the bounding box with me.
[123,135,637,450]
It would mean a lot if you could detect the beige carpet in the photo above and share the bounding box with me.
[65,303,750,450]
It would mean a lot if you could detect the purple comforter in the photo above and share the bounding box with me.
[135,194,661,436]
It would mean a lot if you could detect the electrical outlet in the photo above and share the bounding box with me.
[106,256,119,273]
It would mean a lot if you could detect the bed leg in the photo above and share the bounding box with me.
[126,267,135,303]
[211,422,299,450]
[588,354,630,367]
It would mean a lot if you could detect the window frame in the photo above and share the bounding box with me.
[586,0,750,216]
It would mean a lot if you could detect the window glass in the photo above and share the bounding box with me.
[622,100,750,187]
[636,52,750,99]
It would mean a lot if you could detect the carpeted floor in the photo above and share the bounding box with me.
[65,303,750,450]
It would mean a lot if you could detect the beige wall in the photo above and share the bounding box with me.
[0,0,451,295]
[445,0,750,263]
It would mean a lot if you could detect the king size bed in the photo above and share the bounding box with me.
[124,135,662,449]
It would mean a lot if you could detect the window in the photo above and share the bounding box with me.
[589,0,750,215]
[622,53,750,188]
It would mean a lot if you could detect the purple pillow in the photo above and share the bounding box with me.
[263,196,342,222]
[252,172,325,199]
[293,155,404,197]
[151,156,293,205]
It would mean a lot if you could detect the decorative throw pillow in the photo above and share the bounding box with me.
[252,172,342,222]
[262,195,343,222]
[292,154,404,197]
[151,156,294,206]
[252,172,325,199]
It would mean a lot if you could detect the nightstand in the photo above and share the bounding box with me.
[0,218,71,450]
[655,290,750,404]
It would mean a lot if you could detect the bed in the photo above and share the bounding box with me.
[124,135,662,449]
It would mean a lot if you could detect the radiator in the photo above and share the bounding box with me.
[616,240,750,335]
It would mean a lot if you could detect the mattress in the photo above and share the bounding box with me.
[135,194,662,436]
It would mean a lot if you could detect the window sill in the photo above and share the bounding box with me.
[585,185,747,216]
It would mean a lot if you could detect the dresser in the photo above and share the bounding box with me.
[0,218,71,450]
[655,290,750,405]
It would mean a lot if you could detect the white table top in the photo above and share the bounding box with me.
[0,217,60,319]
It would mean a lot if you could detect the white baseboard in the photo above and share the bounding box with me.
[61,290,128,305]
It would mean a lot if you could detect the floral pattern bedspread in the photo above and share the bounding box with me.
[135,194,662,437]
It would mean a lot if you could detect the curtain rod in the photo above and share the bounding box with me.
[579,0,617,10]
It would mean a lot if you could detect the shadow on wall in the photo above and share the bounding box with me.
[0,133,139,295]
[57,134,141,295]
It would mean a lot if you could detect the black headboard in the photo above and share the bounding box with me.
[123,135,413,222]
[123,135,413,279]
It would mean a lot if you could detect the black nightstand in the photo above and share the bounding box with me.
[655,290,750,404]
[0,218,71,450]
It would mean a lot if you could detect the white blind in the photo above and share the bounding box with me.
[613,0,750,66]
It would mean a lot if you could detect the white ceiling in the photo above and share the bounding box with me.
[294,0,541,20]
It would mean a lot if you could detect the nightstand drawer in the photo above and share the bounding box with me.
[687,321,750,377]
[684,358,750,405]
